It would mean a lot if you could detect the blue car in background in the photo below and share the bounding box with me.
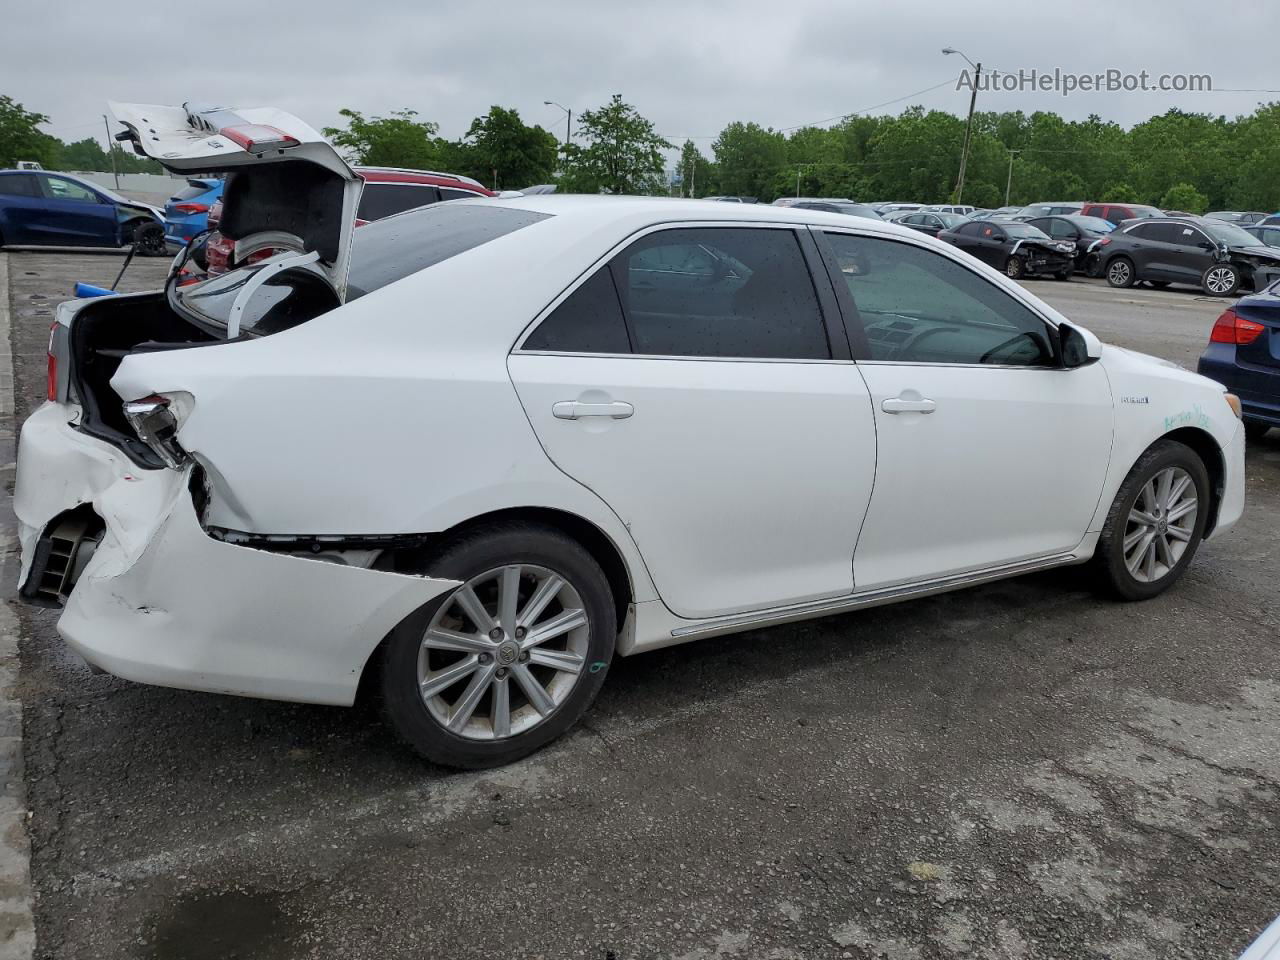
[0,169,166,254]
[1198,283,1280,441]
[162,177,222,249]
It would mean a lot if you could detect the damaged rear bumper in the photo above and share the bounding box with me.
[15,402,460,706]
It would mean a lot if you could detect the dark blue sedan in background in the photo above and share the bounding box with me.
[0,169,165,254]
[1198,284,1280,440]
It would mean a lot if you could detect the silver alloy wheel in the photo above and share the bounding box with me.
[1108,260,1131,285]
[1205,266,1236,294]
[1123,466,1198,583]
[417,564,590,741]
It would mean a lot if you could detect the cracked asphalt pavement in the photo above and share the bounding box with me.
[6,253,1279,959]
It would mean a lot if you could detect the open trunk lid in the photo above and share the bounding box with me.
[109,101,362,300]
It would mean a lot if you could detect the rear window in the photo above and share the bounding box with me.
[172,181,215,201]
[346,204,551,299]
[356,182,440,222]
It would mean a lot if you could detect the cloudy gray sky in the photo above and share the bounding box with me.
[6,0,1278,156]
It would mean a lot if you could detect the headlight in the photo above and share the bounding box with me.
[122,394,190,468]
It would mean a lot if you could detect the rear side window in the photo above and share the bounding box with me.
[439,187,484,202]
[346,204,551,299]
[0,174,37,197]
[524,268,631,354]
[614,227,830,360]
[357,183,440,222]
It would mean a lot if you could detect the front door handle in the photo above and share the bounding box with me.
[882,396,936,414]
[552,400,634,420]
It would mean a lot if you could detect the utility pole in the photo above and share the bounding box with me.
[943,48,982,204]
[544,101,571,155]
[103,114,120,189]
[1004,148,1020,206]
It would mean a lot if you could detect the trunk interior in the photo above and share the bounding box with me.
[69,293,218,466]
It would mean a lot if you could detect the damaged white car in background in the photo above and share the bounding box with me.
[15,100,1245,769]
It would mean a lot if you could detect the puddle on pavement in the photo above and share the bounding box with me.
[148,890,304,960]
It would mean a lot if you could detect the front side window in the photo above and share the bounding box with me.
[41,176,99,203]
[825,232,1055,367]
[1168,224,1211,248]
[615,227,830,360]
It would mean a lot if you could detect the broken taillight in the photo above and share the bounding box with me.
[122,395,189,469]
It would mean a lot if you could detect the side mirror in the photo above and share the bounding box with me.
[1060,322,1102,368]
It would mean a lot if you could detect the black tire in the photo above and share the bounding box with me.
[1106,256,1136,288]
[1004,255,1026,280]
[378,522,616,769]
[1094,439,1210,601]
[1244,420,1272,442]
[1202,263,1241,297]
[128,220,167,257]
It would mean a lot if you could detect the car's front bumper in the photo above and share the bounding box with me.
[16,402,459,706]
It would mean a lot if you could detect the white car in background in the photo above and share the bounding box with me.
[15,101,1245,768]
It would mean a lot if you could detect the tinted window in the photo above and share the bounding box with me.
[357,183,440,221]
[617,227,829,360]
[346,204,551,299]
[955,221,987,237]
[40,176,99,203]
[440,187,485,202]
[524,267,631,354]
[825,232,1054,367]
[172,180,215,201]
[1129,222,1175,242]
[1167,224,1211,247]
[0,174,37,198]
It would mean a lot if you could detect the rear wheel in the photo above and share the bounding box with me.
[378,522,616,769]
[1202,263,1241,296]
[1106,257,1136,288]
[1094,440,1209,601]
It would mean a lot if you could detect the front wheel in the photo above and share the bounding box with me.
[1202,263,1241,297]
[1094,440,1209,601]
[378,522,616,769]
[128,220,167,256]
[1004,255,1026,279]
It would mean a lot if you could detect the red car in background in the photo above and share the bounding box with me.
[205,167,495,274]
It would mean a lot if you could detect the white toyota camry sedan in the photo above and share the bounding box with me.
[15,102,1245,768]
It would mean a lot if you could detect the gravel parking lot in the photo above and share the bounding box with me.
[5,250,1279,960]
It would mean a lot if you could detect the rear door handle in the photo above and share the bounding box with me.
[552,400,634,420]
[882,397,936,414]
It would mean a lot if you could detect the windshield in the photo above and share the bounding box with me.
[830,203,882,219]
[1202,220,1261,246]
[1004,223,1051,239]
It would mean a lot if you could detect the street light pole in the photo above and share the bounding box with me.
[943,48,981,204]
[103,114,119,190]
[1004,148,1020,206]
[543,100,571,148]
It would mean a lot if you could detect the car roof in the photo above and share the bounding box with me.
[356,166,489,191]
